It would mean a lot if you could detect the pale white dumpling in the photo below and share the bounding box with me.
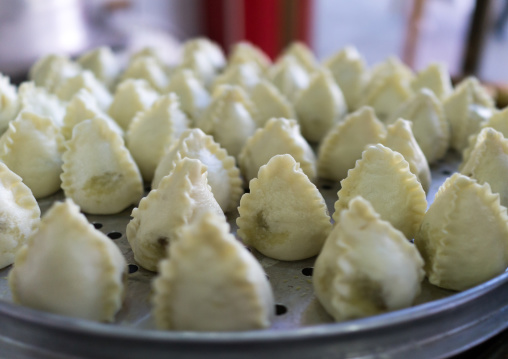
[279,42,317,73]
[127,158,223,272]
[152,129,243,213]
[415,174,508,291]
[269,56,310,103]
[182,37,226,72]
[28,54,81,93]
[211,62,262,93]
[443,77,495,152]
[0,162,40,269]
[334,144,427,240]
[55,70,113,111]
[197,85,257,157]
[108,79,159,131]
[18,82,66,127]
[294,68,348,143]
[0,111,63,198]
[324,46,369,111]
[411,63,452,100]
[239,117,316,183]
[77,46,120,90]
[368,56,414,89]
[314,197,424,321]
[249,80,295,127]
[0,74,20,135]
[228,42,271,71]
[61,117,143,214]
[318,106,386,181]
[388,88,449,163]
[62,89,123,140]
[127,93,190,181]
[9,199,126,322]
[153,211,273,331]
[121,56,169,92]
[237,154,331,261]
[166,69,211,125]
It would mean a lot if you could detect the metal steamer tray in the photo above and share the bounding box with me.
[1,151,508,359]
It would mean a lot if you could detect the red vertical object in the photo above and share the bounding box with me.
[204,0,226,50]
[296,0,313,45]
[242,0,282,59]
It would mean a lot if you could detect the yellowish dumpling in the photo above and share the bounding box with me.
[268,56,310,103]
[182,37,226,72]
[0,74,20,135]
[294,69,348,142]
[211,62,262,93]
[121,56,169,93]
[0,162,40,269]
[28,54,81,93]
[388,88,449,163]
[62,89,123,141]
[318,106,386,181]
[55,70,113,111]
[152,211,273,331]
[18,82,66,127]
[411,63,452,100]
[383,118,431,193]
[239,117,316,183]
[323,46,369,111]
[166,69,211,125]
[228,41,271,71]
[61,117,143,214]
[197,85,257,157]
[127,158,223,272]
[108,79,159,131]
[314,196,424,321]
[249,79,295,127]
[77,46,120,90]
[237,154,331,261]
[334,144,427,239]
[368,56,414,89]
[443,77,495,152]
[127,93,190,182]
[415,173,508,291]
[153,129,242,213]
[460,128,508,208]
[279,42,317,73]
[9,199,126,322]
[0,111,63,198]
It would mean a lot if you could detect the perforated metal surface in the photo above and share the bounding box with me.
[1,151,507,359]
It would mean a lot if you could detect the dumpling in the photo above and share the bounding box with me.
[9,199,126,322]
[61,117,143,214]
[121,56,169,92]
[323,46,369,111]
[211,62,262,93]
[239,117,316,183]
[294,68,348,143]
[182,37,226,72]
[0,74,20,135]
[314,196,424,321]
[318,106,386,182]
[166,69,211,125]
[237,154,331,261]
[108,79,159,131]
[368,56,414,89]
[55,70,113,111]
[411,63,452,100]
[388,88,449,163]
[268,56,311,103]
[382,118,431,193]
[279,42,317,73]
[127,158,223,272]
[0,111,63,198]
[18,82,66,127]
[249,79,295,127]
[152,129,242,213]
[28,54,81,93]
[228,41,271,71]
[127,93,190,182]
[196,85,257,157]
[77,46,120,90]
[334,144,427,240]
[62,89,123,140]
[460,128,508,208]
[415,173,508,291]
[443,77,495,152]
[0,162,40,269]
[152,211,273,331]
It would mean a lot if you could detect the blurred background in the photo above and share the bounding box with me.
[0,0,507,84]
